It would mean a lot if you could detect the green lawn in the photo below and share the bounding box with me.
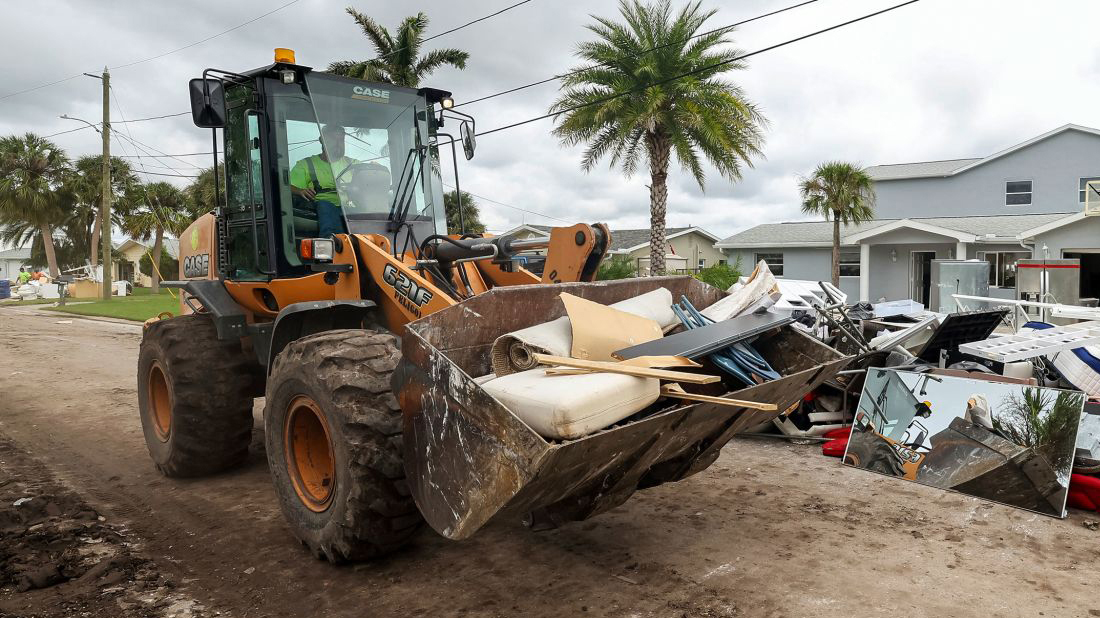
[44,289,180,322]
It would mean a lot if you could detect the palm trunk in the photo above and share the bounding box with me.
[89,212,100,268]
[831,216,841,287]
[39,222,59,278]
[151,228,163,293]
[646,129,670,276]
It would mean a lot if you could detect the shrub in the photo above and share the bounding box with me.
[693,257,743,290]
[597,255,637,280]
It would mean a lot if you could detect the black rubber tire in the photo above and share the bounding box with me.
[137,314,255,477]
[264,329,422,563]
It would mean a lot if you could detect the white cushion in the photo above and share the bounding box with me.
[482,369,659,440]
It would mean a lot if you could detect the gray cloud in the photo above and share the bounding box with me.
[5,0,1100,240]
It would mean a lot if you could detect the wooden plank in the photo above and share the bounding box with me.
[661,384,776,411]
[532,354,720,384]
[544,355,701,375]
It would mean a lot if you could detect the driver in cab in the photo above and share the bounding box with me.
[290,124,355,237]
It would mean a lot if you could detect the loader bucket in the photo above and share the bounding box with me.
[916,417,1067,516]
[393,276,853,539]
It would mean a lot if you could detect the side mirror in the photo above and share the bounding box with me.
[189,78,227,128]
[460,120,476,161]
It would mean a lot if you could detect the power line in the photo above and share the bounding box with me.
[41,111,191,139]
[444,182,571,224]
[116,151,215,158]
[0,1,300,101]
[364,0,537,64]
[456,0,818,108]
[112,131,204,171]
[476,0,920,138]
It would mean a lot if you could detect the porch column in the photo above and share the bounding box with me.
[859,242,870,302]
[956,241,968,260]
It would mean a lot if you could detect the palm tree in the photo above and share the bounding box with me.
[186,164,224,216]
[68,155,138,268]
[799,162,876,286]
[125,182,189,292]
[550,0,766,275]
[0,133,72,277]
[443,189,486,234]
[327,9,469,88]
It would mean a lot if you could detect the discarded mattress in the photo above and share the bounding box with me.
[482,369,659,440]
[490,287,678,376]
[1022,321,1100,397]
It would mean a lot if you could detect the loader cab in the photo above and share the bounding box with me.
[191,56,468,282]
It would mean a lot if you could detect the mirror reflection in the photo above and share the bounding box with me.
[845,369,1084,517]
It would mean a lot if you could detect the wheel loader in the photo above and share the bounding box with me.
[139,50,851,563]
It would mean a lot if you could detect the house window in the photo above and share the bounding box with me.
[1005,180,1032,206]
[1079,177,1100,203]
[754,252,783,276]
[839,249,860,277]
[698,258,706,269]
[977,251,1029,287]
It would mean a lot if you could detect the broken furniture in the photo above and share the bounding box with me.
[394,276,852,539]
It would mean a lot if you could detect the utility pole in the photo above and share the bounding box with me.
[99,67,112,301]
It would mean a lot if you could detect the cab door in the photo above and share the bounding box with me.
[222,84,274,279]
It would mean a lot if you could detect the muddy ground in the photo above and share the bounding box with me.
[1,307,1099,618]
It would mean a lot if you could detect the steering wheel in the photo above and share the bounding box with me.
[334,162,392,209]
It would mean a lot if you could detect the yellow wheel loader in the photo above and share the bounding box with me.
[138,50,851,563]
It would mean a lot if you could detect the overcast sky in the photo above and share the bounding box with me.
[4,0,1100,239]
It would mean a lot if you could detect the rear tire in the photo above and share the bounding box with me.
[137,314,255,477]
[264,329,422,563]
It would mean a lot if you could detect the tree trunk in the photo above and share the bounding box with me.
[39,222,60,278]
[151,228,163,293]
[89,212,100,268]
[831,216,841,287]
[646,129,671,276]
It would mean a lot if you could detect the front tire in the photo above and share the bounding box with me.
[264,329,422,563]
[137,315,255,477]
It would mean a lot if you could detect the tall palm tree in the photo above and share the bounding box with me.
[550,0,766,275]
[68,155,138,268]
[0,133,71,277]
[799,161,876,286]
[125,182,189,292]
[327,9,469,88]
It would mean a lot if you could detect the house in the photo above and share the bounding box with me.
[0,247,31,282]
[501,224,726,275]
[113,238,180,287]
[717,124,1100,303]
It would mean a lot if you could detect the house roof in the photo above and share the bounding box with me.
[609,227,720,253]
[865,124,1100,181]
[0,247,31,260]
[501,224,719,254]
[715,213,1076,248]
[115,237,180,259]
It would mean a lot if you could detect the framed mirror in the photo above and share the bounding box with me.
[460,120,476,161]
[845,369,1084,517]
[189,78,227,128]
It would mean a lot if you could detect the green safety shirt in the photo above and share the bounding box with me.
[16,271,30,284]
[289,155,353,206]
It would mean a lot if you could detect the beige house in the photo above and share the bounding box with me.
[113,238,179,287]
[500,224,726,275]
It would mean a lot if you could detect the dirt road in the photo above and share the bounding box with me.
[1,308,1099,617]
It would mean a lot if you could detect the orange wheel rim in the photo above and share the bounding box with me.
[147,361,172,442]
[285,395,336,512]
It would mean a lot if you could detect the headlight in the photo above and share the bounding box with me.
[300,238,334,261]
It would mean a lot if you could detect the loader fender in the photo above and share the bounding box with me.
[266,300,379,372]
